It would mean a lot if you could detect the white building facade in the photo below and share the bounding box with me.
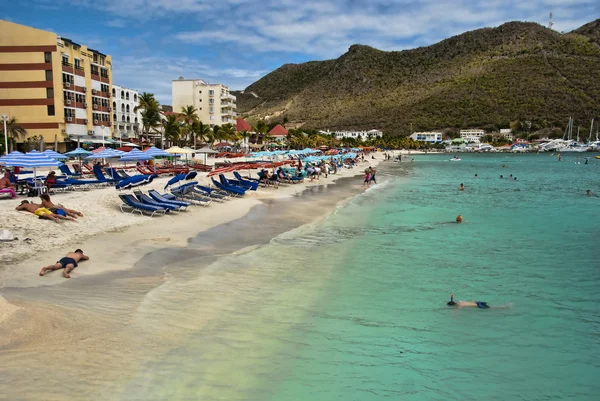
[112,84,142,141]
[410,131,443,143]
[172,78,237,127]
[460,129,485,143]
[333,129,383,141]
[500,128,514,141]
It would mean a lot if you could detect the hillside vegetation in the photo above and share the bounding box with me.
[237,20,600,135]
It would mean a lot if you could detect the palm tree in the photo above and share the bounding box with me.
[0,117,27,153]
[135,92,160,144]
[179,105,198,146]
[162,115,181,147]
[191,120,211,146]
[219,124,236,143]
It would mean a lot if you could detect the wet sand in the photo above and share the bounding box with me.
[0,175,369,401]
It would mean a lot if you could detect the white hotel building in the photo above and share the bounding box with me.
[171,78,237,127]
[460,129,485,143]
[410,132,443,143]
[112,84,142,141]
[331,129,383,141]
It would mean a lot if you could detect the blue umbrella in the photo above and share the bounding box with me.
[164,173,187,190]
[86,149,125,160]
[43,149,68,160]
[0,150,24,163]
[1,151,62,168]
[115,174,158,190]
[144,146,171,157]
[119,149,154,162]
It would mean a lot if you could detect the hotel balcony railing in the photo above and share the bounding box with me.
[62,61,73,67]
[221,93,237,101]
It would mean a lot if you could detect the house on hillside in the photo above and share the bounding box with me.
[269,124,288,142]
[410,131,443,143]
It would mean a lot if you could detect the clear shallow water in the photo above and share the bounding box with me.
[119,153,599,400]
[2,154,600,401]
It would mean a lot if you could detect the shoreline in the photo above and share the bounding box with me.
[0,155,383,292]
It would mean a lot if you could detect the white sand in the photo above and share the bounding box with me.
[0,155,382,289]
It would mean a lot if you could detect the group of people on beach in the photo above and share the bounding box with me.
[363,167,377,187]
[15,194,82,223]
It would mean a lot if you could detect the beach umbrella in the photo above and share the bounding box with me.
[119,149,154,162]
[43,149,68,160]
[144,146,171,157]
[0,150,24,163]
[115,174,158,190]
[64,148,92,157]
[1,150,62,182]
[86,148,125,160]
[164,173,187,190]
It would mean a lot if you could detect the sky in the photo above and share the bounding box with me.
[3,0,598,104]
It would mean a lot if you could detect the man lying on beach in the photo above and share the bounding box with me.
[447,294,509,309]
[15,200,75,223]
[40,249,89,278]
[40,194,83,218]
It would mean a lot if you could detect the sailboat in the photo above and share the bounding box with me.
[557,118,588,152]
[587,119,600,151]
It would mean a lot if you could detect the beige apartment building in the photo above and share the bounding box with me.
[172,78,236,127]
[0,20,112,152]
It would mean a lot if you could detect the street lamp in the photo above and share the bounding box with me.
[1,114,8,155]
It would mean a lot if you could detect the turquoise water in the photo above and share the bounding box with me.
[116,153,599,400]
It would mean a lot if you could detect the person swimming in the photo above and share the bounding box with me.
[458,183,465,191]
[456,215,463,223]
[447,294,490,309]
[500,175,503,179]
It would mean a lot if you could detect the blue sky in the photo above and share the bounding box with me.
[3,0,598,104]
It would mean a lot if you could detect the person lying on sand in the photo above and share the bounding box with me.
[15,200,74,223]
[40,249,89,278]
[40,194,83,218]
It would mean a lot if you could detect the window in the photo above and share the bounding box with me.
[209,98,214,104]
[122,115,125,122]
[44,52,52,63]
[121,104,125,111]
[62,55,69,65]
[112,101,116,108]
[125,92,129,100]
[126,116,130,123]
[93,53,98,63]
[47,105,55,116]
[101,84,109,93]
[91,65,99,76]
[113,114,116,121]
[100,56,105,66]
[46,88,54,99]
[126,105,129,112]
[121,90,124,98]
[209,90,214,96]
[100,68,108,78]
[62,73,73,84]
[133,94,137,101]
[45,70,52,81]
[76,93,85,103]
[209,106,214,113]
[74,58,81,70]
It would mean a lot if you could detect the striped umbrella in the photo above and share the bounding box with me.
[120,149,154,162]
[1,151,62,168]
[86,148,125,160]
[64,148,93,157]
[43,149,68,160]
[0,150,24,163]
[144,146,171,157]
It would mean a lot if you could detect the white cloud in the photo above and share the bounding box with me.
[106,19,126,28]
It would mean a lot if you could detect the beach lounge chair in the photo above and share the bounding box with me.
[133,190,186,211]
[116,169,131,179]
[195,185,229,201]
[169,183,212,206]
[220,174,258,191]
[234,171,260,183]
[93,165,120,185]
[118,194,167,217]
[59,164,81,176]
[211,178,246,196]
[105,167,124,180]
[148,190,191,208]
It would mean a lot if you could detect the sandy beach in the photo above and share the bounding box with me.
[0,154,383,299]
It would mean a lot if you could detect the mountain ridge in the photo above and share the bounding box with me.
[234,20,600,135]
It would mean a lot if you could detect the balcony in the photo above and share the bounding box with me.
[221,93,236,101]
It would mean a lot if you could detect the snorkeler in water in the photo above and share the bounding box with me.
[446,294,510,309]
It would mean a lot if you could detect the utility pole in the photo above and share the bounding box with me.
[548,12,555,30]
[1,114,8,155]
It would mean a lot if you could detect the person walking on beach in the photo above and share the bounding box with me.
[369,167,377,184]
[363,170,371,187]
[40,249,89,278]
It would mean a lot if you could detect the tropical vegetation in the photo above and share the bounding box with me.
[0,117,27,154]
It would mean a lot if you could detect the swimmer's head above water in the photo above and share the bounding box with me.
[447,293,456,306]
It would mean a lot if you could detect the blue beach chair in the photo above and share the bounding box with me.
[118,194,167,216]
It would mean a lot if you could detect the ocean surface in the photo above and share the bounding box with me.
[2,153,600,401]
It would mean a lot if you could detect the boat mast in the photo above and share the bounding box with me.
[576,126,580,143]
[563,118,570,140]
[589,119,594,143]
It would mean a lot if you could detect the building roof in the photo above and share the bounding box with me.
[269,124,288,136]
[236,117,252,132]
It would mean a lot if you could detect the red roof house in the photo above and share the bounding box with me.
[236,117,252,132]
[269,124,288,137]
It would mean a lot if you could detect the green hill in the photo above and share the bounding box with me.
[236,20,600,135]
